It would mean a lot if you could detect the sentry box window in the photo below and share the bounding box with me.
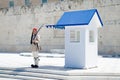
[89,30,94,42]
[70,30,80,42]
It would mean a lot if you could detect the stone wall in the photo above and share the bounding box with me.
[94,0,120,55]
[0,0,120,54]
[0,0,9,8]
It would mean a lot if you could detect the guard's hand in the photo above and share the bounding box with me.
[32,40,38,43]
[32,40,35,43]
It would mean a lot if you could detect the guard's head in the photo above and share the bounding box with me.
[32,27,37,34]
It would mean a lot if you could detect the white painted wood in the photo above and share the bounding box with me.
[64,12,102,68]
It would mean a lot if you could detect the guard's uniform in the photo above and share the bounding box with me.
[30,27,40,68]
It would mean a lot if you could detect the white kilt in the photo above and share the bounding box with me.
[31,44,39,57]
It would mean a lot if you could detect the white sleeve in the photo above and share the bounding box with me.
[37,35,40,41]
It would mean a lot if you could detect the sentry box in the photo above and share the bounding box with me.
[47,9,103,69]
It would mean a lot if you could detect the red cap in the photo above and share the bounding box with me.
[33,27,37,31]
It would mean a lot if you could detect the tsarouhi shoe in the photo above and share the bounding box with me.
[34,65,39,68]
[31,64,39,68]
[31,64,34,68]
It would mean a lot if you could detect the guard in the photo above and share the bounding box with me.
[30,27,40,68]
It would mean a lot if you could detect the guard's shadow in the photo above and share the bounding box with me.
[38,65,85,71]
[39,66,70,71]
[12,65,82,72]
[7,66,80,74]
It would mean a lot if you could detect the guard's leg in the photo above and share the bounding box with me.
[34,57,39,67]
[31,51,39,68]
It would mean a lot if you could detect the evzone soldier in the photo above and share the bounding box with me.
[30,27,40,68]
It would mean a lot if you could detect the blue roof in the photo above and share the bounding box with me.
[46,9,103,29]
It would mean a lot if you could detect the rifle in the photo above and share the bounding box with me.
[34,24,44,39]
[30,24,44,46]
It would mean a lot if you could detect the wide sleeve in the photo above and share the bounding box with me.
[34,35,40,43]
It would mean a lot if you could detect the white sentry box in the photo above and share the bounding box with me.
[64,12,102,69]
